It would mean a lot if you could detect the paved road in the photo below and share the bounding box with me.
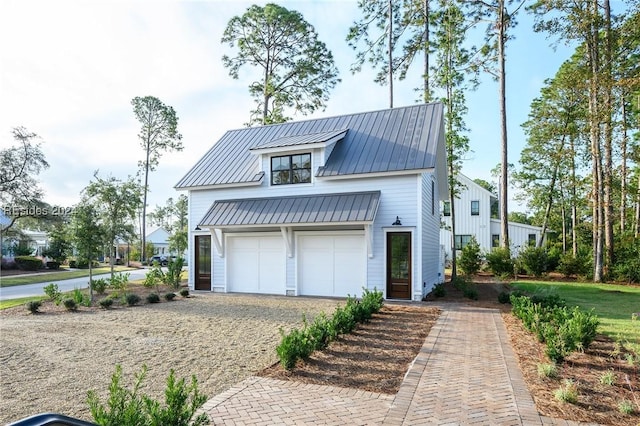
[0,269,150,300]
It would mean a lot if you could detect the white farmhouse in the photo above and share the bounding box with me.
[176,104,448,301]
[440,173,546,262]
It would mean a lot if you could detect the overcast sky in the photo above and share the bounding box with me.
[1,0,589,214]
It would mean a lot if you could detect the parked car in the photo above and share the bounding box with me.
[149,255,177,266]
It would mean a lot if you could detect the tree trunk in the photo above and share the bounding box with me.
[89,260,94,303]
[635,173,640,239]
[620,96,628,233]
[388,0,394,108]
[450,187,457,280]
[498,3,509,251]
[570,136,578,256]
[142,144,150,265]
[602,0,614,273]
[423,0,430,102]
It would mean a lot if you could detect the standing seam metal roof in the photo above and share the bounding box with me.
[175,103,444,189]
[198,191,381,227]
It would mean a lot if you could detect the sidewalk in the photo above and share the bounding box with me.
[201,304,599,425]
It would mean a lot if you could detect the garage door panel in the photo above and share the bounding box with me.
[228,235,285,295]
[298,234,365,298]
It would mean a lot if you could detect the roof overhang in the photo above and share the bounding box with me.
[197,191,380,228]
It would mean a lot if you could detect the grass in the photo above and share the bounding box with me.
[0,266,136,287]
[512,280,640,343]
[0,296,47,309]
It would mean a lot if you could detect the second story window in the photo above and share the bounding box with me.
[471,200,479,216]
[271,153,311,185]
[443,201,451,217]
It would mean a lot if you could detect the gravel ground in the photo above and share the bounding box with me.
[0,293,339,425]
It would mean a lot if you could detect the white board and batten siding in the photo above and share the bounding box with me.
[421,172,445,299]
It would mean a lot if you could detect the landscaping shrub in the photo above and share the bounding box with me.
[68,260,78,268]
[451,275,468,291]
[463,284,478,300]
[72,288,91,307]
[498,291,511,304]
[109,272,130,291]
[43,283,62,304]
[46,261,61,270]
[77,259,99,269]
[99,298,114,309]
[458,236,482,276]
[554,379,579,404]
[62,298,77,311]
[557,253,587,278]
[87,364,209,426]
[91,278,108,295]
[618,399,635,415]
[165,293,176,301]
[432,282,446,298]
[179,289,189,297]
[0,259,17,270]
[14,256,43,271]
[26,300,42,314]
[125,294,141,306]
[276,288,384,370]
[612,236,640,283]
[485,247,514,277]
[517,246,548,277]
[146,293,160,304]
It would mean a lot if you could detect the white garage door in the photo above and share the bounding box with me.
[298,233,366,297]
[227,235,285,294]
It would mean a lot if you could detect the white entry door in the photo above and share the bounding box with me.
[298,233,366,297]
[227,234,285,294]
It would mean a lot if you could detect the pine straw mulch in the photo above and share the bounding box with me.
[260,276,640,425]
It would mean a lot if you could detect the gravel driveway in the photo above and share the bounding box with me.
[0,293,339,425]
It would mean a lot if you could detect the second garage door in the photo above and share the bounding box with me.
[298,233,366,297]
[227,234,285,294]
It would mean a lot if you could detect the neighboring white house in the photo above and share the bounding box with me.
[147,227,171,255]
[440,173,546,262]
[175,103,448,301]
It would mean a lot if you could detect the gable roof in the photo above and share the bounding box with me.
[175,103,445,189]
[198,191,380,228]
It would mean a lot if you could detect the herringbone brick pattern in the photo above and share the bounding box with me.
[201,303,600,425]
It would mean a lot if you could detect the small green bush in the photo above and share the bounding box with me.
[463,284,478,300]
[517,246,548,277]
[485,247,514,277]
[165,293,176,301]
[451,275,468,291]
[87,365,209,426]
[72,288,91,307]
[599,371,616,386]
[554,379,579,404]
[109,272,130,291]
[618,399,635,415]
[26,300,42,314]
[146,293,160,304]
[432,282,446,297]
[125,294,141,306]
[557,253,587,277]
[46,261,61,270]
[537,362,558,379]
[99,298,114,309]
[179,289,189,298]
[14,256,43,271]
[498,291,511,304]
[68,260,78,268]
[62,298,77,311]
[458,236,482,276]
[276,327,313,370]
[90,278,108,295]
[43,283,62,304]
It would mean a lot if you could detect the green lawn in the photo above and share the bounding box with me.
[0,266,136,287]
[512,280,640,344]
[0,296,47,309]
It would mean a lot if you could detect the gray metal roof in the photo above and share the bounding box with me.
[198,191,381,227]
[175,103,444,189]
[250,129,348,151]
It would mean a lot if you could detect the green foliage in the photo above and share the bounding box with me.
[179,289,189,298]
[99,298,114,309]
[147,258,184,291]
[498,291,511,304]
[485,248,514,277]
[432,282,446,298]
[125,294,141,306]
[26,300,42,314]
[537,362,558,379]
[276,288,384,370]
[510,294,599,363]
[43,283,62,304]
[458,236,482,276]
[42,224,72,263]
[70,202,105,283]
[109,272,130,296]
[618,399,635,415]
[165,293,176,301]
[146,293,160,304]
[517,246,548,277]
[222,3,339,125]
[72,288,91,307]
[14,255,43,271]
[62,298,77,311]
[599,370,616,386]
[613,235,640,283]
[91,278,108,295]
[557,253,589,277]
[554,379,579,404]
[87,365,209,426]
[462,284,478,300]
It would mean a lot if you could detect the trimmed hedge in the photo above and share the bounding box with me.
[14,256,44,271]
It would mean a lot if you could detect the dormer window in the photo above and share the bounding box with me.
[271,153,311,185]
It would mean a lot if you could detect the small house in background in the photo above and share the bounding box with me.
[147,227,171,255]
[440,173,546,263]
[176,103,448,301]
